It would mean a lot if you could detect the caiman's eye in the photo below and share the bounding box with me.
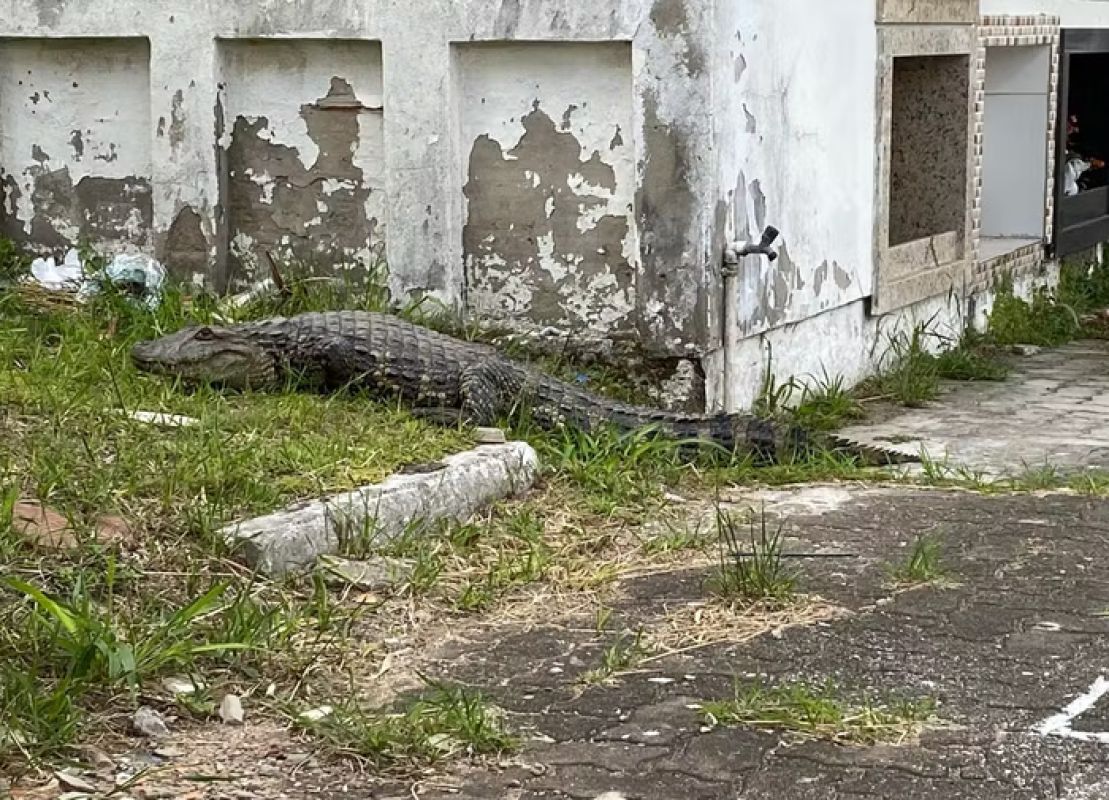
[193,327,215,341]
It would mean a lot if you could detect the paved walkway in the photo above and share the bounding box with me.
[840,339,1109,477]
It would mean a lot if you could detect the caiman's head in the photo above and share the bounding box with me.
[131,324,276,389]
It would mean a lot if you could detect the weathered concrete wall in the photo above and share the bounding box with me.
[0,36,152,254]
[0,0,716,369]
[217,39,385,290]
[712,0,878,342]
[458,42,638,345]
[703,0,1061,411]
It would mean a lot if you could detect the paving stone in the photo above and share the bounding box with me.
[841,339,1109,477]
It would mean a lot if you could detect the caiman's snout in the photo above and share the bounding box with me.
[131,324,275,389]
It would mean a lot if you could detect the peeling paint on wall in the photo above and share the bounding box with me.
[162,206,209,282]
[0,37,153,253]
[458,41,639,345]
[463,103,635,335]
[218,40,386,287]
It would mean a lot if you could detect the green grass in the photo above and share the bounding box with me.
[986,257,1109,347]
[580,628,651,685]
[0,243,481,773]
[0,237,31,283]
[0,286,472,536]
[791,371,866,432]
[890,535,945,585]
[701,678,937,745]
[292,680,515,771]
[705,506,798,603]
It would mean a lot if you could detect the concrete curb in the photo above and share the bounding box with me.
[220,441,541,577]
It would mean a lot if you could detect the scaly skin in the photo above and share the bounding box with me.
[130,310,919,466]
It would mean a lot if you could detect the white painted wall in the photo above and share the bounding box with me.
[709,0,887,409]
[981,46,1051,238]
[716,0,878,336]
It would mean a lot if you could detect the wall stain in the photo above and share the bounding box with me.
[649,0,705,77]
[225,76,380,287]
[93,143,118,163]
[814,260,828,296]
[561,104,578,130]
[69,130,84,159]
[735,52,747,83]
[743,104,756,134]
[749,179,766,234]
[833,262,852,290]
[162,205,209,281]
[169,90,187,151]
[36,0,66,27]
[494,0,522,38]
[636,88,705,350]
[463,102,633,334]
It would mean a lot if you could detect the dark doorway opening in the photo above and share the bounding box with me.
[1055,30,1109,257]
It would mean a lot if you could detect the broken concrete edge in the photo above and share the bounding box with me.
[219,441,541,578]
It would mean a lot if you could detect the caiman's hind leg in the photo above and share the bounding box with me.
[410,363,511,429]
[458,362,514,426]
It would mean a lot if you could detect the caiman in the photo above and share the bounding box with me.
[130,310,917,466]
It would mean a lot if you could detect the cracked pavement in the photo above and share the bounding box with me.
[372,488,1109,800]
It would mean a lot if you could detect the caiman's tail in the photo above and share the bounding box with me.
[531,376,920,467]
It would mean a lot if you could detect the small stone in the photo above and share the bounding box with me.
[162,675,203,695]
[1010,344,1041,356]
[298,705,333,722]
[318,555,413,591]
[474,427,508,444]
[132,706,170,738]
[12,499,77,550]
[153,746,183,759]
[219,693,245,725]
[55,771,97,793]
[75,744,114,769]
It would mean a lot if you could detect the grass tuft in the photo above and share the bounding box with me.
[890,535,946,586]
[580,628,651,685]
[701,678,936,745]
[706,506,797,603]
[293,680,515,771]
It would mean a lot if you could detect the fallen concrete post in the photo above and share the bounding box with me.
[220,441,540,577]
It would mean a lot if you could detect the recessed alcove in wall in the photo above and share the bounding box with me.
[979,45,1051,262]
[216,38,385,289]
[873,23,975,315]
[888,53,971,248]
[0,37,153,252]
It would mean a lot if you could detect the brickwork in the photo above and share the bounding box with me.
[970,15,1061,292]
